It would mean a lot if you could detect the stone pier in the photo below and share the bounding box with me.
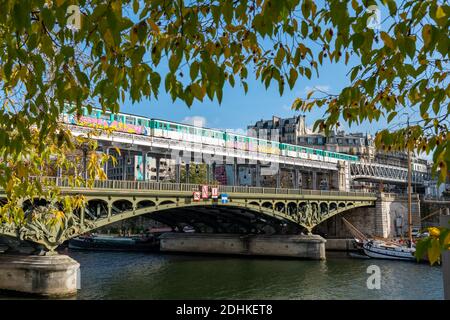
[316,192,421,239]
[0,254,79,297]
[159,233,326,260]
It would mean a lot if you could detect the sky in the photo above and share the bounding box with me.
[119,2,393,136]
[120,54,388,135]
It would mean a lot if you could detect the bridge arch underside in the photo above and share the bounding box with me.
[76,197,375,237]
[0,196,375,241]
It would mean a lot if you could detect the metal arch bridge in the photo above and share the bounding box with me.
[350,162,429,184]
[0,179,376,250]
[68,124,430,186]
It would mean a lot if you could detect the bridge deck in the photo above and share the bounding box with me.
[38,178,377,200]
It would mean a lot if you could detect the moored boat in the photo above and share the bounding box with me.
[362,239,416,261]
[69,233,161,252]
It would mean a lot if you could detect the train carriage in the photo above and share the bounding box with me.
[61,106,360,166]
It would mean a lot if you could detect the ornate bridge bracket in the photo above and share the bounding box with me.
[0,206,94,254]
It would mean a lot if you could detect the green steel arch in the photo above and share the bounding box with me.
[0,180,377,251]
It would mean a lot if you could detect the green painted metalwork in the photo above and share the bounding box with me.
[0,178,376,250]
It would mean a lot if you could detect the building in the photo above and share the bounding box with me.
[106,151,175,181]
[247,115,307,144]
[248,115,431,193]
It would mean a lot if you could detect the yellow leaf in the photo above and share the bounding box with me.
[147,19,160,33]
[428,238,441,265]
[436,6,446,19]
[428,227,440,238]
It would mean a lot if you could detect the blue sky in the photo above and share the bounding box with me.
[119,1,394,136]
[120,54,388,136]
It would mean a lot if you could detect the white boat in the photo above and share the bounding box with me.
[363,240,416,261]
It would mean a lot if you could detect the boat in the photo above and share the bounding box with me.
[68,233,161,252]
[343,133,418,261]
[362,239,416,261]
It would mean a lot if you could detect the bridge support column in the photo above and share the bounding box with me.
[293,169,299,189]
[155,156,161,182]
[211,162,216,184]
[312,171,317,190]
[255,163,261,187]
[175,164,181,183]
[233,158,238,186]
[186,163,190,184]
[206,163,211,184]
[122,151,127,180]
[276,169,281,188]
[0,254,80,297]
[160,233,326,260]
[141,151,147,181]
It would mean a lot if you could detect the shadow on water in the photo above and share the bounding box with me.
[50,250,444,300]
[0,250,443,300]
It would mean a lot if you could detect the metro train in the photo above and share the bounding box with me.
[61,106,359,164]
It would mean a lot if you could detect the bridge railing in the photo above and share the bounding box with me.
[33,177,376,198]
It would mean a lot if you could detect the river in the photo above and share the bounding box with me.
[34,250,442,300]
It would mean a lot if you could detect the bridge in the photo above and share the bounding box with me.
[67,124,430,189]
[351,162,429,185]
[0,178,376,251]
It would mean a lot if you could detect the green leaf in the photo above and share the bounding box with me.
[380,32,395,49]
[301,21,308,38]
[304,67,311,79]
[190,61,199,81]
[274,47,286,67]
[288,68,298,89]
[169,54,181,73]
[190,83,204,101]
[387,111,397,123]
[352,34,365,51]
[422,24,432,46]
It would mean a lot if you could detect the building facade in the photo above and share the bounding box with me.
[247,115,307,144]
[106,152,175,182]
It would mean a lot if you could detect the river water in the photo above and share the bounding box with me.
[47,250,444,300]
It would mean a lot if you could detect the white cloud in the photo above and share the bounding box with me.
[298,85,331,97]
[225,128,248,135]
[181,116,207,127]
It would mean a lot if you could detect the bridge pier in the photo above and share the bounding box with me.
[160,233,326,260]
[255,163,261,187]
[186,163,190,184]
[0,253,79,297]
[155,156,161,182]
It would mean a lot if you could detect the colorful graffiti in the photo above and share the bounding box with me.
[69,115,147,135]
